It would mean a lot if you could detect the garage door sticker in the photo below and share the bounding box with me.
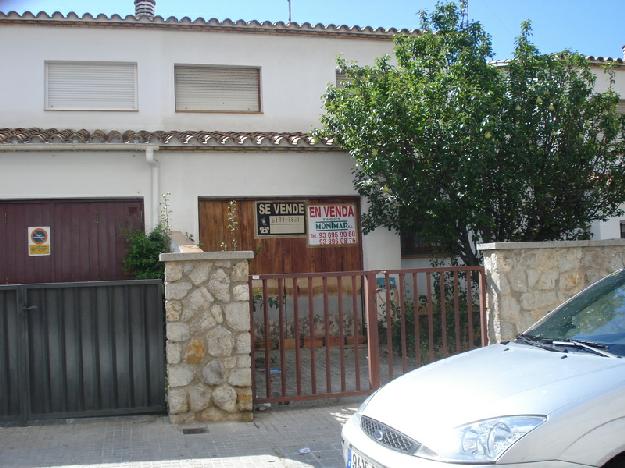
[28,226,51,256]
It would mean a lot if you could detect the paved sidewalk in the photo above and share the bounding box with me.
[0,401,362,468]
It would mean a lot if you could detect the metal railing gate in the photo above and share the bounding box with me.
[249,267,486,405]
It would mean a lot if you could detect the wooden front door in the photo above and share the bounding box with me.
[198,197,363,274]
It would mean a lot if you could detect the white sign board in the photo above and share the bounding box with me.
[28,226,51,256]
[307,204,358,247]
[255,201,306,237]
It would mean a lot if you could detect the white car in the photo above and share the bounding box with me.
[342,269,625,467]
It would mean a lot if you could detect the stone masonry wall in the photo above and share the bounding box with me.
[478,240,625,343]
[160,251,254,423]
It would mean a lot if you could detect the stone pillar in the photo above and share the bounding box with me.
[477,240,625,343]
[159,251,254,423]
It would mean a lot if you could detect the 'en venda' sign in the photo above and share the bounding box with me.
[307,203,358,247]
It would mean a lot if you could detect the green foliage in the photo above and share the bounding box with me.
[320,2,625,265]
[379,274,482,362]
[123,225,170,280]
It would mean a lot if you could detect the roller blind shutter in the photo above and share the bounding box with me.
[618,100,625,115]
[175,65,260,112]
[45,62,137,110]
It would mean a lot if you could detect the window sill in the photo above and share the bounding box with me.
[175,110,264,114]
[44,108,139,112]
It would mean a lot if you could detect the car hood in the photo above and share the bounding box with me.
[364,343,625,445]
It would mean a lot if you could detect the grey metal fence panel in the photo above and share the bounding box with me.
[0,280,166,424]
[0,286,21,423]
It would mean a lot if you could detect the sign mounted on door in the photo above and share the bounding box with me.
[307,203,358,247]
[255,201,306,237]
[28,226,51,256]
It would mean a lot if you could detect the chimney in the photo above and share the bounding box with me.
[134,0,155,18]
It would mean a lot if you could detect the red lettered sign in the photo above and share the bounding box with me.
[307,204,358,247]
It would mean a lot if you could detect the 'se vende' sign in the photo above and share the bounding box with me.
[255,201,306,237]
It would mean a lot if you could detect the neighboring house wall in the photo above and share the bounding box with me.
[0,25,393,131]
[580,65,625,240]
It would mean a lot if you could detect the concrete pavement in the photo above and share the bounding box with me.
[0,401,361,468]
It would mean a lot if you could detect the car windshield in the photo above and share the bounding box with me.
[525,269,625,357]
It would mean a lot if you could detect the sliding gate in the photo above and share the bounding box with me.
[249,267,486,404]
[0,280,166,425]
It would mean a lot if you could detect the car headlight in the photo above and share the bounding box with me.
[354,390,380,422]
[415,415,546,463]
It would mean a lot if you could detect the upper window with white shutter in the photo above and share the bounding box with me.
[45,61,138,111]
[175,65,261,113]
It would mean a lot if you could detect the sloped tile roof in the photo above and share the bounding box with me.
[585,55,625,64]
[0,128,337,149]
[491,55,625,66]
[0,10,419,39]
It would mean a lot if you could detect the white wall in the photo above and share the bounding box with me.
[587,64,625,240]
[0,149,401,270]
[592,216,623,240]
[0,149,155,223]
[591,64,625,95]
[0,25,393,132]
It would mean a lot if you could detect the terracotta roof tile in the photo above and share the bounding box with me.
[0,128,337,149]
[490,55,625,66]
[0,10,419,39]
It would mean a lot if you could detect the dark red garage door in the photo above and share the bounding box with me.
[0,199,144,284]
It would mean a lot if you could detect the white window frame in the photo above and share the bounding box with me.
[44,61,139,111]
[174,64,262,114]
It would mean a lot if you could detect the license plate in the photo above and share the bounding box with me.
[347,447,381,468]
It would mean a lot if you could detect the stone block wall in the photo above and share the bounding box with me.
[478,240,625,343]
[160,251,254,423]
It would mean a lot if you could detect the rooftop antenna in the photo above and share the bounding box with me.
[287,0,292,23]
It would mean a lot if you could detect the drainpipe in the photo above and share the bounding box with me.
[145,147,160,231]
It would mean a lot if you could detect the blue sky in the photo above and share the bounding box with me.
[1,0,623,60]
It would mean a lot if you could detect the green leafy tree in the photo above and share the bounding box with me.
[320,1,625,265]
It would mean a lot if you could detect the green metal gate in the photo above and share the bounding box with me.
[0,280,165,425]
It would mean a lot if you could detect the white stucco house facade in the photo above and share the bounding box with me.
[0,1,413,280]
[0,0,624,282]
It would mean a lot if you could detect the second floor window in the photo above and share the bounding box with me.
[45,61,138,111]
[174,65,261,113]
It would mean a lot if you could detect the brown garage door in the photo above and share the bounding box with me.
[199,197,363,274]
[0,199,144,284]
